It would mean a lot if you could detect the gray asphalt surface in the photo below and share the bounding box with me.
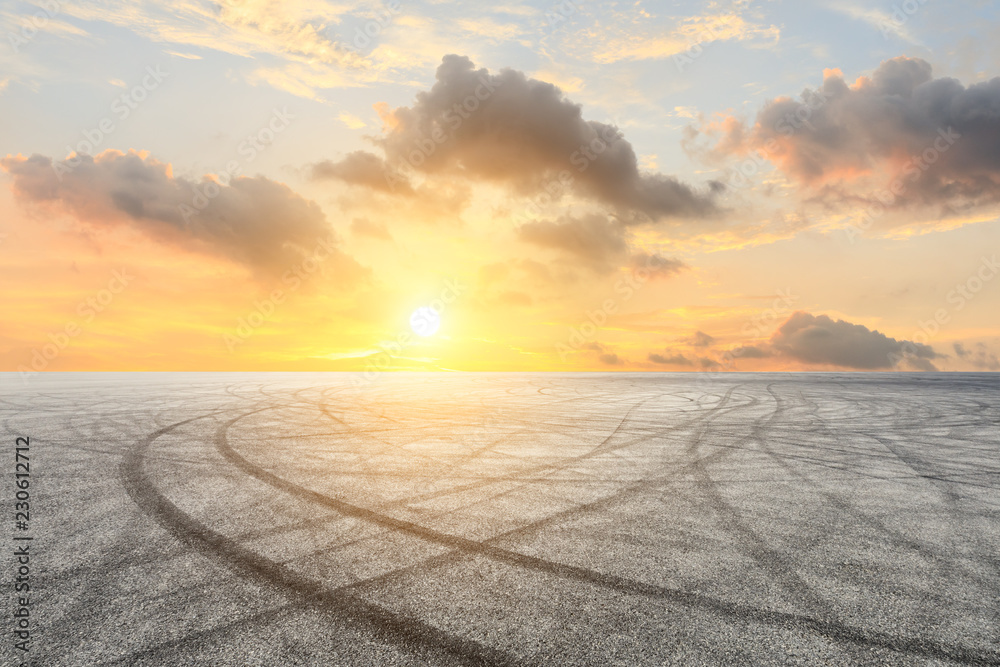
[1,372,998,666]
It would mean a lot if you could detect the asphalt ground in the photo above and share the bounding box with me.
[1,372,998,665]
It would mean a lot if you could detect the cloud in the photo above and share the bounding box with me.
[517,215,689,276]
[2,150,365,281]
[730,344,771,359]
[769,311,937,370]
[954,341,1000,370]
[828,5,920,43]
[580,342,623,365]
[684,330,715,347]
[310,151,413,195]
[376,55,720,221]
[475,258,576,299]
[214,0,366,67]
[165,50,202,60]
[628,253,688,279]
[309,149,473,223]
[518,214,627,268]
[599,352,623,365]
[350,217,391,240]
[649,352,693,366]
[338,112,367,129]
[699,57,1000,214]
[55,0,377,97]
[586,11,780,64]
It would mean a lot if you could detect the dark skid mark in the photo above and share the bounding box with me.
[121,410,527,667]
[215,404,1000,666]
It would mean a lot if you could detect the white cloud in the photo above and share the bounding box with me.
[573,11,780,64]
[827,4,921,44]
[338,111,367,129]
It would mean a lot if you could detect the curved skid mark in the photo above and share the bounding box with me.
[690,384,869,661]
[122,409,526,667]
[379,390,743,510]
[96,603,301,666]
[783,387,1000,589]
[216,403,1000,665]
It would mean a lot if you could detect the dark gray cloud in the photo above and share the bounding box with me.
[770,311,937,370]
[377,55,719,221]
[645,314,936,371]
[599,352,623,365]
[704,56,1000,212]
[2,151,365,280]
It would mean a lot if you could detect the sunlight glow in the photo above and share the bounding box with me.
[410,306,441,337]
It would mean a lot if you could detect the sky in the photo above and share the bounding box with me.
[2,0,999,373]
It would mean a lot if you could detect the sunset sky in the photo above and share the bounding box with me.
[2,0,999,373]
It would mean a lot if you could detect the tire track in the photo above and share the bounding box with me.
[121,409,526,667]
[213,393,1000,665]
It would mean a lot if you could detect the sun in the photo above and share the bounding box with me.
[410,306,441,337]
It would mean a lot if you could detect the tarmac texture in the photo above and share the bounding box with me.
[1,372,998,665]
